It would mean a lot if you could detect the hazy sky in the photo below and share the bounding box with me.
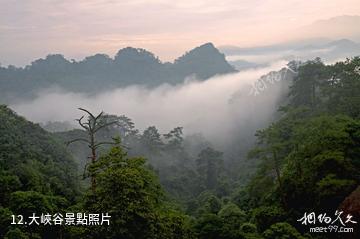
[1,0,360,65]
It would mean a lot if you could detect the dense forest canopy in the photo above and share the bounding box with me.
[0,54,359,238]
[0,105,80,238]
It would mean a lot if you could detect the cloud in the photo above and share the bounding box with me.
[1,1,360,65]
[226,51,294,64]
[295,15,360,41]
[11,61,290,147]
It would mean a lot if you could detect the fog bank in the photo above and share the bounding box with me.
[12,61,291,146]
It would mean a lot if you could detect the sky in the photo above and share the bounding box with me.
[1,0,360,66]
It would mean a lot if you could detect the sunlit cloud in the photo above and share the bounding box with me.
[0,0,360,65]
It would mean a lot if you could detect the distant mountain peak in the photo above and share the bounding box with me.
[177,42,220,60]
[313,15,360,25]
[327,38,358,47]
[114,47,160,64]
[198,42,216,49]
[32,54,70,65]
[176,42,225,61]
[173,42,236,78]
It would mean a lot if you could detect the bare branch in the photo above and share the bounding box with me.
[94,121,118,133]
[78,107,96,120]
[66,138,90,146]
[94,141,129,149]
[76,116,89,130]
[95,111,104,121]
[94,141,117,148]
[71,107,127,192]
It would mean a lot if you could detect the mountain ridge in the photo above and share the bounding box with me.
[0,43,236,103]
[4,42,230,68]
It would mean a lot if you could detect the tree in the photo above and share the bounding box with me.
[99,114,139,140]
[322,57,360,118]
[218,203,247,239]
[193,213,224,239]
[4,228,30,239]
[141,126,164,154]
[289,57,328,110]
[67,108,118,191]
[251,206,286,233]
[263,222,305,239]
[164,127,184,152]
[0,105,79,238]
[248,124,288,208]
[281,115,359,213]
[196,192,222,215]
[196,147,224,190]
[83,144,193,239]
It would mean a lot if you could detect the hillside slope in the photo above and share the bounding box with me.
[0,105,80,237]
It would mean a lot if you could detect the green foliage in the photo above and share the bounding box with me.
[263,222,305,239]
[240,223,258,234]
[141,126,164,154]
[9,191,68,217]
[316,174,356,209]
[196,147,224,190]
[218,203,247,239]
[244,57,360,238]
[195,192,222,215]
[83,145,193,239]
[323,57,360,118]
[164,127,184,152]
[0,172,21,206]
[0,207,13,238]
[250,206,286,232]
[289,57,328,109]
[4,228,30,239]
[0,105,80,238]
[1,56,359,238]
[194,213,224,239]
[0,105,79,201]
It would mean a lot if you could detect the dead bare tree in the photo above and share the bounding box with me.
[67,108,118,192]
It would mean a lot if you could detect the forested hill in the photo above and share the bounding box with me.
[0,105,80,238]
[239,57,360,239]
[0,57,359,238]
[0,43,236,103]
